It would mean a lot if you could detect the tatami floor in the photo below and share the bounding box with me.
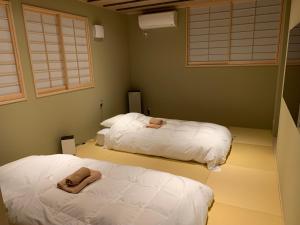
[76,127,283,225]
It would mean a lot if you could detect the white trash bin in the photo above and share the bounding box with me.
[61,135,76,155]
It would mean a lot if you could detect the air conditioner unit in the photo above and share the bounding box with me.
[138,11,177,30]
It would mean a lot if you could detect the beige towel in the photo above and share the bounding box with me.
[149,118,163,125]
[146,124,162,129]
[57,169,101,194]
[65,167,91,186]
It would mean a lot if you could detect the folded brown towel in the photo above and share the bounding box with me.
[149,118,163,125]
[65,167,91,186]
[146,124,162,129]
[57,169,101,194]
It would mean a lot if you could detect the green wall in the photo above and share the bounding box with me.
[276,0,300,225]
[128,9,278,129]
[0,0,130,165]
[0,1,283,165]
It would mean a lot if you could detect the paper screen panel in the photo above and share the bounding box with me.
[24,9,66,93]
[209,3,231,62]
[189,6,210,62]
[230,1,255,61]
[187,0,282,65]
[253,0,281,60]
[189,3,232,63]
[61,16,91,87]
[0,3,24,103]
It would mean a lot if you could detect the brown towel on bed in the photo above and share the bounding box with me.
[146,123,162,129]
[57,169,101,194]
[65,167,91,186]
[149,118,164,125]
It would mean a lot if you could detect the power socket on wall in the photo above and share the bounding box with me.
[100,99,104,122]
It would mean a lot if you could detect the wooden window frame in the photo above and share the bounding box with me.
[0,1,26,106]
[185,0,285,67]
[22,4,94,98]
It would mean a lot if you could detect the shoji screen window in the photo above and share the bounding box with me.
[61,16,92,88]
[188,3,231,63]
[187,0,283,66]
[23,5,94,97]
[0,2,25,105]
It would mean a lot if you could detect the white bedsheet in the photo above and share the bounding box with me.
[105,113,232,170]
[0,154,213,225]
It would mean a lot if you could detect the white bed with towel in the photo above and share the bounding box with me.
[0,154,213,225]
[97,113,232,170]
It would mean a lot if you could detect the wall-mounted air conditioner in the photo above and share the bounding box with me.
[138,11,177,30]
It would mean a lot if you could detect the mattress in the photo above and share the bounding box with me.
[0,154,213,225]
[104,113,232,170]
[96,128,110,146]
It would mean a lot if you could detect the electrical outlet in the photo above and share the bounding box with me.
[100,99,104,109]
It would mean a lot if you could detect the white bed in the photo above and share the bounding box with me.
[98,113,232,170]
[0,154,213,225]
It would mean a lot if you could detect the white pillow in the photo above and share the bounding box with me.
[100,114,124,127]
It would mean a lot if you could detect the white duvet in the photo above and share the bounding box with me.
[105,113,232,170]
[0,154,213,225]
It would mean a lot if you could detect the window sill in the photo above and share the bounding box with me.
[36,84,95,98]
